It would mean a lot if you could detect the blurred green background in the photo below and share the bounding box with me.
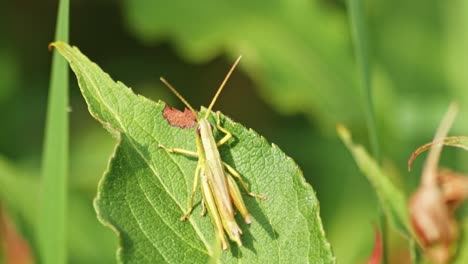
[1,0,468,263]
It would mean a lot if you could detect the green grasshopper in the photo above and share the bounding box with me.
[159,56,266,251]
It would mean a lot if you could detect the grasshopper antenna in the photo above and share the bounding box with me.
[160,77,198,118]
[205,56,242,119]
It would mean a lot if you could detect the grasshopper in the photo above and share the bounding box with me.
[158,56,266,251]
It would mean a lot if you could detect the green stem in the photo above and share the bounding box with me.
[346,0,386,263]
[378,208,388,264]
[346,0,380,162]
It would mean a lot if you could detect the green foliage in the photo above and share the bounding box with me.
[122,0,361,130]
[337,125,410,236]
[346,0,380,162]
[346,2,386,261]
[0,157,117,264]
[0,50,18,104]
[0,157,37,252]
[454,220,468,264]
[53,42,335,263]
[339,125,468,263]
[38,0,69,263]
[1,1,468,263]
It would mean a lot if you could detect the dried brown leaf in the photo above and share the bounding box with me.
[408,103,460,263]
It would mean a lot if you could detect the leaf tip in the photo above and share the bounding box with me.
[336,123,351,143]
[48,41,66,52]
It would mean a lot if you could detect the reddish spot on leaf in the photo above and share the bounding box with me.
[367,225,383,264]
[162,104,197,128]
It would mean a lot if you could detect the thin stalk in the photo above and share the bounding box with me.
[38,0,69,263]
[377,207,388,264]
[346,0,386,263]
[346,0,380,162]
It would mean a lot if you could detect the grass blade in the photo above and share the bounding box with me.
[38,0,69,263]
[346,0,380,161]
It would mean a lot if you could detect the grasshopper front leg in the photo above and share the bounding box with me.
[158,144,199,157]
[159,144,201,221]
[216,111,233,147]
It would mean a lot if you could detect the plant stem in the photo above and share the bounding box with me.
[346,0,380,162]
[346,0,386,263]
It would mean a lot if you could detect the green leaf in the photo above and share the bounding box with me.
[53,41,335,263]
[337,125,410,236]
[38,0,69,263]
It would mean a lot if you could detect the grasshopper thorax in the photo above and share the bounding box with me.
[196,118,214,136]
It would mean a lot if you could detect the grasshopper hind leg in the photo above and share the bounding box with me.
[223,162,266,200]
